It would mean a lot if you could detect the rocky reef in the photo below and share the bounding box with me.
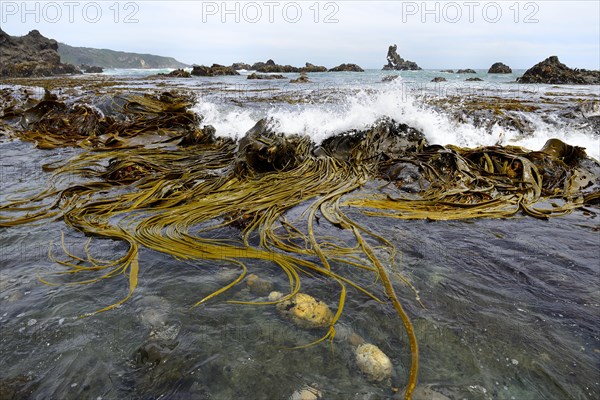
[0,29,80,78]
[329,63,364,72]
[247,73,286,80]
[191,64,239,77]
[382,44,421,71]
[517,56,600,84]
[456,69,476,74]
[300,62,327,73]
[488,62,512,74]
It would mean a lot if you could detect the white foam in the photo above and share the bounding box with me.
[190,81,600,160]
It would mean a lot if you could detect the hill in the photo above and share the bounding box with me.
[58,42,188,69]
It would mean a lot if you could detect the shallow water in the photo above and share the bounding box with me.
[1,70,600,399]
[1,138,599,399]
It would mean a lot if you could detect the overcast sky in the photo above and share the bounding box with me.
[2,0,599,69]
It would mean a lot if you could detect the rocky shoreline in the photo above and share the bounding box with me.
[2,29,598,86]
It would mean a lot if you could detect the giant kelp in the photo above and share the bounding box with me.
[1,89,599,399]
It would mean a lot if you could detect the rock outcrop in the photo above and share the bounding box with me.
[431,77,447,82]
[252,59,299,73]
[161,69,191,78]
[382,44,421,71]
[230,62,251,70]
[466,77,483,81]
[247,73,285,80]
[517,56,600,84]
[0,29,80,77]
[488,62,512,74]
[300,62,327,73]
[81,65,104,73]
[329,63,364,72]
[190,64,239,77]
[457,69,476,74]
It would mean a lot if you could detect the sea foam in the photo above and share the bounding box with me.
[191,78,600,160]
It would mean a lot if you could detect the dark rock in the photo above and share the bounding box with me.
[230,62,251,70]
[382,44,421,71]
[191,64,240,77]
[431,77,447,82]
[180,125,216,146]
[300,62,327,73]
[253,60,300,73]
[457,69,477,74]
[134,340,178,367]
[317,117,427,162]
[80,64,103,73]
[466,77,483,81]
[158,68,190,78]
[488,62,512,74]
[247,73,286,80]
[167,68,190,78]
[329,63,364,72]
[441,69,454,73]
[235,118,311,175]
[290,73,310,83]
[382,75,399,82]
[517,56,600,84]
[0,28,80,77]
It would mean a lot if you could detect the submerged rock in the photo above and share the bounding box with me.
[329,63,364,72]
[466,77,483,81]
[134,339,178,367]
[440,69,454,73]
[488,62,512,74]
[0,28,80,77]
[246,273,274,295]
[355,343,393,382]
[382,75,399,82]
[431,77,446,82]
[290,74,310,83]
[289,386,322,400]
[517,56,600,84]
[191,64,239,77]
[457,69,476,74]
[382,44,421,71]
[276,293,334,329]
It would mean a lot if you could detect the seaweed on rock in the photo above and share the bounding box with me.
[1,89,599,400]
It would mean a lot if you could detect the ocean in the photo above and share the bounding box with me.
[0,69,599,400]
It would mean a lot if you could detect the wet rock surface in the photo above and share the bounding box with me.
[0,29,80,77]
[431,77,447,82]
[518,56,600,84]
[456,69,476,74]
